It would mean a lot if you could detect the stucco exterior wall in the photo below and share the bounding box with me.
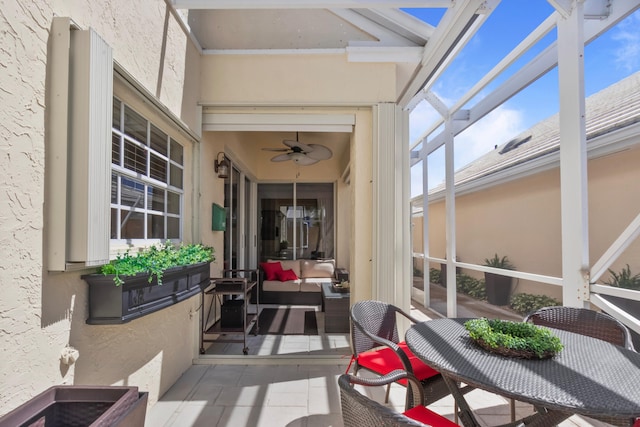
[200,54,397,104]
[0,0,202,415]
[422,144,640,303]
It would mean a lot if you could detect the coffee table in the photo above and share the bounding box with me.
[321,282,350,333]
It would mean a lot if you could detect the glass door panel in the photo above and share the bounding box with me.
[257,183,334,262]
[224,166,241,270]
[258,184,294,261]
[296,183,334,259]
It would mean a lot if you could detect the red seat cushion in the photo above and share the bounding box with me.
[404,406,458,427]
[356,341,440,382]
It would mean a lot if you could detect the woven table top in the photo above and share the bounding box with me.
[406,318,640,421]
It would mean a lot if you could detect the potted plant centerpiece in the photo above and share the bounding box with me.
[82,242,214,324]
[483,253,515,306]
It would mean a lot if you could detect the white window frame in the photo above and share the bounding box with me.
[110,97,184,247]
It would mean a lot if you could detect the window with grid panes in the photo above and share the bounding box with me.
[111,97,183,242]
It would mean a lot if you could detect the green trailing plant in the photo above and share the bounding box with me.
[603,264,640,291]
[100,242,214,286]
[484,253,515,270]
[509,293,561,316]
[464,318,564,359]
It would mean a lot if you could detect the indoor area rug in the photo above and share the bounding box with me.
[250,308,318,335]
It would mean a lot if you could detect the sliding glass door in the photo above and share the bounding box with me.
[223,164,255,271]
[258,183,334,261]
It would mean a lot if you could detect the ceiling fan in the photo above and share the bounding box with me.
[262,133,332,166]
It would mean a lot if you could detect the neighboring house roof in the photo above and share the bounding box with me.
[422,70,640,200]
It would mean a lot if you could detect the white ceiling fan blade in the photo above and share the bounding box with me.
[305,144,333,160]
[293,155,319,166]
[283,139,313,152]
[271,154,291,162]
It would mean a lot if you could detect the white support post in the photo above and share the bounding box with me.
[373,104,412,313]
[557,1,589,307]
[444,117,457,317]
[422,141,430,309]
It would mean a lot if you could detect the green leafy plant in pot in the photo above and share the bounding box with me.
[600,264,640,322]
[483,253,515,306]
[100,242,214,286]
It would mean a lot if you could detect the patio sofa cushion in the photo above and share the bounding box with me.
[258,258,341,305]
[301,259,335,278]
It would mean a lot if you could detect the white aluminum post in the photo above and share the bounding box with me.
[556,1,589,307]
[373,103,411,313]
[444,117,457,317]
[422,144,431,309]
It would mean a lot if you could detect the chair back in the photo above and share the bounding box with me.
[338,372,428,427]
[524,306,635,350]
[350,300,401,356]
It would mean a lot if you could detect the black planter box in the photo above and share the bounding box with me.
[485,272,512,306]
[83,262,211,325]
[221,299,244,328]
[0,385,148,427]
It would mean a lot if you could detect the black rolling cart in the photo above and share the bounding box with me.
[200,269,259,355]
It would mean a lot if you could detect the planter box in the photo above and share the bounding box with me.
[0,385,148,427]
[83,261,211,325]
[485,272,512,306]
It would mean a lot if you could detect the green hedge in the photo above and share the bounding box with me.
[456,274,486,300]
[428,270,560,316]
[508,293,561,316]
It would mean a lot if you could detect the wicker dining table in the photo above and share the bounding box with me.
[405,318,640,427]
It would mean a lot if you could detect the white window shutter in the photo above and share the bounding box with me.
[66,26,112,266]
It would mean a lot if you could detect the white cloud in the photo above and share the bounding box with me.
[409,105,525,197]
[612,10,640,72]
[455,106,525,168]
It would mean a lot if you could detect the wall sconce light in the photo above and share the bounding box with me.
[214,152,229,179]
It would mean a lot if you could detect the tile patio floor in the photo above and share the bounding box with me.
[145,286,612,427]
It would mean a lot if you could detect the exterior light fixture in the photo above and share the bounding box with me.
[214,152,229,179]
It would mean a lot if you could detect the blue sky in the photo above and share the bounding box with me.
[405,3,640,197]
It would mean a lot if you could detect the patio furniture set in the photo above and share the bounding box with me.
[342,301,640,427]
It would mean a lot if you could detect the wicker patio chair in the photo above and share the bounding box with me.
[339,370,459,427]
[349,300,451,405]
[524,306,636,426]
[524,306,635,350]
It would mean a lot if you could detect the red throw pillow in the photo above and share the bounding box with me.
[261,262,283,281]
[276,269,298,282]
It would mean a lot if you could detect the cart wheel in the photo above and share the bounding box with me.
[243,347,248,355]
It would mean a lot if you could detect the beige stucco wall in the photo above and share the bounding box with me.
[420,144,640,302]
[0,0,203,415]
[200,54,397,104]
